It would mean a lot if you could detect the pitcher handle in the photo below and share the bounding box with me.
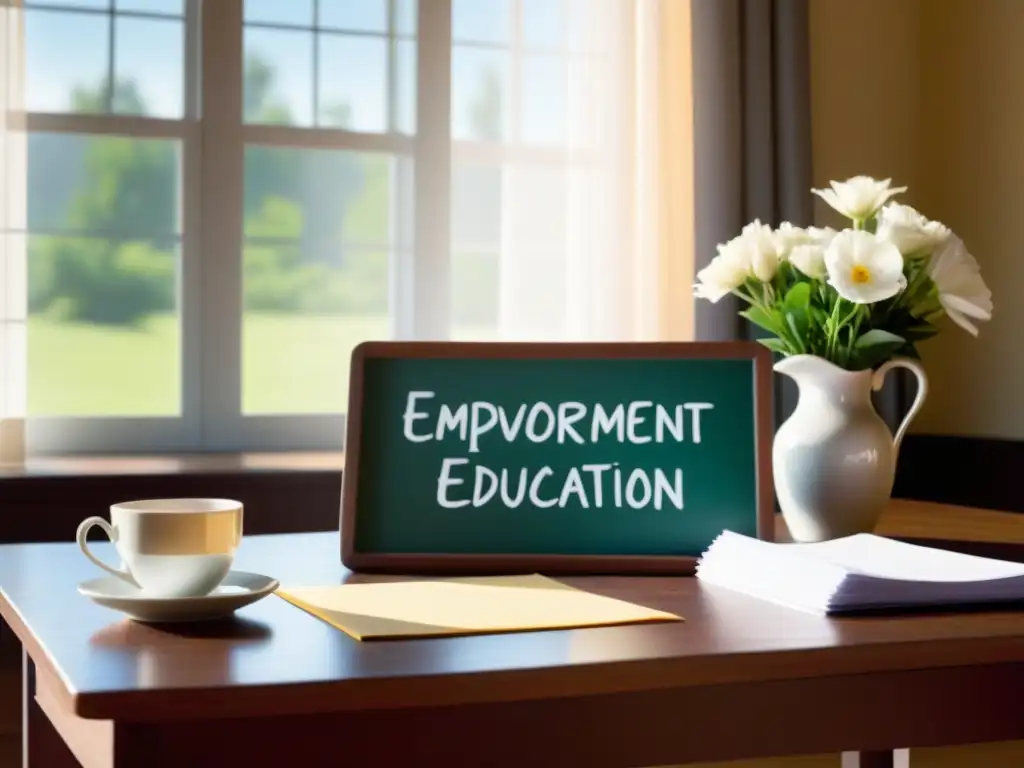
[871,357,929,465]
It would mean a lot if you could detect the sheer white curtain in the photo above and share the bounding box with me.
[0,0,26,465]
[452,0,691,344]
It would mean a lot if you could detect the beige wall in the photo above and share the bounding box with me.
[810,0,1022,438]
[810,0,923,220]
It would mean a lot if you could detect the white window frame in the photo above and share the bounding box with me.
[22,0,601,455]
[22,0,205,454]
[22,0,453,454]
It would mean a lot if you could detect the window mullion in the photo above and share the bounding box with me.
[178,0,203,447]
[184,0,201,119]
[387,0,411,339]
[198,0,244,449]
[241,123,412,152]
[106,0,115,113]
[510,0,522,143]
[312,0,320,126]
[21,112,188,139]
[411,0,453,340]
[386,0,397,133]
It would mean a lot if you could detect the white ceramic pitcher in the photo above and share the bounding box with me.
[773,354,928,542]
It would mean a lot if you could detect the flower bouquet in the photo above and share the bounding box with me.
[693,176,993,370]
[696,176,994,541]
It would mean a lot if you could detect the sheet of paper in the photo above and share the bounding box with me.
[802,534,1024,582]
[276,574,682,641]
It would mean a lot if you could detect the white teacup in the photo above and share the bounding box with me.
[76,498,243,599]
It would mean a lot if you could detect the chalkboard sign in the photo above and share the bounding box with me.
[340,341,774,574]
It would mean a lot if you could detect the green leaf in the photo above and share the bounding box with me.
[785,312,807,351]
[902,323,939,342]
[909,297,942,319]
[783,282,812,313]
[757,337,791,355]
[852,329,906,369]
[854,329,906,349]
[739,306,779,334]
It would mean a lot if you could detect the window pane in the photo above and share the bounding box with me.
[116,0,184,14]
[317,34,387,132]
[395,0,416,36]
[451,164,500,339]
[318,0,387,32]
[244,0,313,26]
[242,148,393,414]
[521,54,566,145]
[242,248,389,415]
[451,164,571,341]
[27,237,180,416]
[25,134,182,416]
[27,134,181,237]
[396,39,416,134]
[243,146,392,246]
[451,250,499,340]
[522,0,563,49]
[567,0,611,52]
[114,18,184,118]
[452,0,508,44]
[452,164,500,250]
[244,28,314,126]
[25,10,109,114]
[451,47,508,141]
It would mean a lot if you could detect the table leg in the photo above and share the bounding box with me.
[22,650,78,768]
[842,749,911,768]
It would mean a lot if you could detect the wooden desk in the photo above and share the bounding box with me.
[2,499,1024,768]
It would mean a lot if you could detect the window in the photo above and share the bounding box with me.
[448,0,613,341]
[237,1,413,423]
[17,0,194,451]
[9,0,655,455]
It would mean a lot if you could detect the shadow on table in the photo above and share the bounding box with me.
[89,616,273,646]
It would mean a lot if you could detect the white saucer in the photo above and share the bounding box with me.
[78,570,279,623]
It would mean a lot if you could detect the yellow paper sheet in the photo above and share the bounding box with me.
[275,574,682,641]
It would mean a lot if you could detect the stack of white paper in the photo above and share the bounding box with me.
[696,530,1024,615]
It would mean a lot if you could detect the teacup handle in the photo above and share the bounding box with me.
[76,517,137,586]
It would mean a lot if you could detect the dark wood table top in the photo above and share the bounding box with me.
[4,501,1024,724]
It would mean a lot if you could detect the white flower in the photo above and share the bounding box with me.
[877,203,951,256]
[812,176,907,221]
[824,230,906,304]
[718,219,781,282]
[927,235,993,336]
[694,219,786,301]
[778,225,838,279]
[693,251,748,303]
[772,222,812,253]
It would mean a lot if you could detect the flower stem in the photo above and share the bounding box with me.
[845,306,864,362]
[826,299,843,360]
[827,300,861,364]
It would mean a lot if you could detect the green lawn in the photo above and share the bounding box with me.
[27,313,390,416]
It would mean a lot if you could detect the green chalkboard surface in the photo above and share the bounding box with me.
[341,341,774,574]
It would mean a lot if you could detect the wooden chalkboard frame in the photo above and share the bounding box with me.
[340,341,774,575]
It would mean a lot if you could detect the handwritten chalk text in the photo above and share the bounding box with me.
[403,392,713,453]
[436,459,685,511]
